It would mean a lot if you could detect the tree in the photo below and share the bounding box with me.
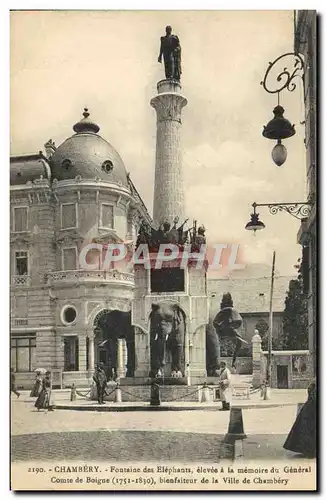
[281,256,308,350]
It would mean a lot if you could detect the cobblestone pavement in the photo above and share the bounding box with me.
[12,430,231,463]
[11,395,304,463]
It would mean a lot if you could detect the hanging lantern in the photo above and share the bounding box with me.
[262,105,295,166]
[245,212,266,233]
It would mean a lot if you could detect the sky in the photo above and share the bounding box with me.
[10,10,307,277]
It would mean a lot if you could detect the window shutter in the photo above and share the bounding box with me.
[101,205,114,228]
[14,207,28,232]
[62,204,77,229]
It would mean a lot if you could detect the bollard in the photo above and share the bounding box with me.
[200,383,210,403]
[115,383,122,403]
[263,384,271,400]
[223,407,247,444]
[70,383,76,402]
[297,402,304,415]
[150,381,161,406]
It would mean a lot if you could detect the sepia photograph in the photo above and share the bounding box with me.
[9,9,317,491]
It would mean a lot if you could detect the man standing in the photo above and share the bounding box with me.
[11,368,20,398]
[219,361,232,411]
[93,363,107,404]
[158,25,182,80]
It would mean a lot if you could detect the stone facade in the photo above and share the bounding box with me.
[262,350,311,389]
[251,333,311,389]
[295,11,317,375]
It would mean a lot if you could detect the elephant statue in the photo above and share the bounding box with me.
[206,292,246,375]
[95,293,245,381]
[95,310,135,380]
[149,303,185,378]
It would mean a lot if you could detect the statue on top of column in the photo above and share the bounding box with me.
[158,25,182,81]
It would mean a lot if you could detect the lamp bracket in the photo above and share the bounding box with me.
[252,201,312,220]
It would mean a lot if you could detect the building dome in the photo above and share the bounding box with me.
[50,108,129,186]
[10,154,51,185]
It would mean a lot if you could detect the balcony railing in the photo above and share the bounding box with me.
[47,269,134,286]
[12,318,28,326]
[11,275,31,286]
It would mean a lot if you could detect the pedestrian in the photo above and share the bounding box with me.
[283,379,316,458]
[11,368,20,399]
[35,371,52,411]
[93,363,107,404]
[218,361,232,411]
[30,371,42,397]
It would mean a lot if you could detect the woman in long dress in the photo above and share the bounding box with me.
[30,371,42,397]
[34,372,52,411]
[283,379,316,458]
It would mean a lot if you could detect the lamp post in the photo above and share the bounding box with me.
[264,250,276,399]
[261,52,304,166]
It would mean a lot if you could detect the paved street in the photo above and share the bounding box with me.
[10,392,312,463]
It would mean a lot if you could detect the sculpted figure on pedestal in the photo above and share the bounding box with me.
[135,216,195,249]
[213,293,247,370]
[158,25,182,81]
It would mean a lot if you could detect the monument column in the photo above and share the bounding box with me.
[150,79,187,226]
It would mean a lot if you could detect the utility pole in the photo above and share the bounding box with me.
[264,250,276,400]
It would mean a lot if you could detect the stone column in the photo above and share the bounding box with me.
[188,324,207,378]
[88,335,95,372]
[78,335,87,371]
[116,338,127,378]
[252,330,263,388]
[150,79,187,226]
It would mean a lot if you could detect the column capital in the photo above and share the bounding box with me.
[150,93,187,123]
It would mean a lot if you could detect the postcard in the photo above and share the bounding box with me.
[10,9,317,491]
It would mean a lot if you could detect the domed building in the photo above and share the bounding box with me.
[10,109,151,388]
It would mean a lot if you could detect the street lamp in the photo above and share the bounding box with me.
[245,201,312,233]
[245,210,265,232]
[261,52,304,166]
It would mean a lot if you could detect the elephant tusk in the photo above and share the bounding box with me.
[154,334,158,341]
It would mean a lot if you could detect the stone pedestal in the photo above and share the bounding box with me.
[150,79,187,226]
[132,266,209,382]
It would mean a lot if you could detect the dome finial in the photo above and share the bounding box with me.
[73,107,100,134]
